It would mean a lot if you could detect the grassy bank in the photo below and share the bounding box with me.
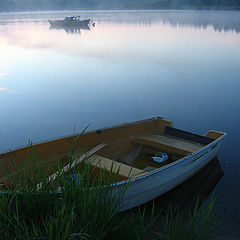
[0,148,218,239]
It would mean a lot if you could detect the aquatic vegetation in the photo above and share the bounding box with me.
[134,196,218,240]
[0,147,127,239]
[0,146,218,240]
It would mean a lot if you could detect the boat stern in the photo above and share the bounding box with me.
[205,130,227,141]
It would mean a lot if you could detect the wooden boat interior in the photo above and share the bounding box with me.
[88,126,218,181]
[0,117,225,186]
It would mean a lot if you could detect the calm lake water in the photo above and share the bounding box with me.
[0,10,240,238]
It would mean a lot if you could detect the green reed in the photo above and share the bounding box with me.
[134,195,218,240]
[0,145,128,240]
[0,144,218,240]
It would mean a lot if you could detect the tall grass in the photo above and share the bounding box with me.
[0,145,218,240]
[0,146,128,240]
[134,195,218,240]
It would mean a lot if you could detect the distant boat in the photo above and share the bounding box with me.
[0,117,226,211]
[48,16,90,27]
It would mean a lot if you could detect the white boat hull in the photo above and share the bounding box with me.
[113,137,224,211]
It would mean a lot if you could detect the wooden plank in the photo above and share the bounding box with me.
[87,155,143,178]
[133,135,203,154]
[37,143,106,190]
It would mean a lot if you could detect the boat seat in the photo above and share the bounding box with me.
[87,155,143,178]
[132,134,203,155]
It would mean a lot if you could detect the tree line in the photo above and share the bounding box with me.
[153,0,240,9]
[1,0,240,12]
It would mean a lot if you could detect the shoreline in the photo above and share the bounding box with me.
[1,8,240,14]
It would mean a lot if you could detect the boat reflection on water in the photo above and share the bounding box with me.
[133,157,223,215]
[49,24,90,34]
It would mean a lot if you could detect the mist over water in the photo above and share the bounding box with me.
[0,10,240,238]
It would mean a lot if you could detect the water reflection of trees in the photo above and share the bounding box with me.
[95,11,240,33]
[1,11,240,34]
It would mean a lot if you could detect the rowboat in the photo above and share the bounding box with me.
[48,16,90,27]
[0,117,226,211]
